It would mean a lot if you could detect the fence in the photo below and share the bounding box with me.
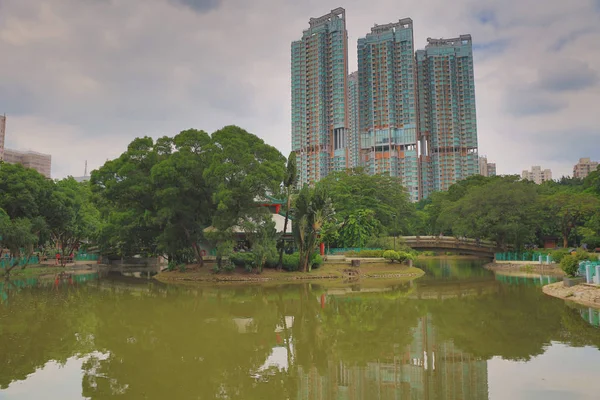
[326,248,382,255]
[75,254,99,261]
[495,252,553,263]
[579,261,600,284]
[0,256,39,269]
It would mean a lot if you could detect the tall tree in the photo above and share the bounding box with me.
[292,186,334,272]
[277,152,297,268]
[540,192,600,248]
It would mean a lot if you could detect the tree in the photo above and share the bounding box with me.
[336,209,380,248]
[318,169,412,233]
[540,192,600,248]
[277,152,297,268]
[151,130,214,266]
[0,213,39,274]
[438,180,538,249]
[48,178,100,266]
[205,126,286,255]
[91,137,164,257]
[292,186,334,272]
[241,210,278,273]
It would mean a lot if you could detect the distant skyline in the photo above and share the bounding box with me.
[0,0,598,179]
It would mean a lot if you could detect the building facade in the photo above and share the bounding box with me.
[291,8,349,186]
[3,149,52,178]
[357,18,419,202]
[0,115,5,161]
[573,158,599,179]
[522,166,552,184]
[417,35,479,198]
[478,156,496,177]
[347,71,360,169]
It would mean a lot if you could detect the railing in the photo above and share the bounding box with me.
[495,252,553,263]
[326,248,382,255]
[579,261,600,284]
[0,256,39,269]
[75,254,99,261]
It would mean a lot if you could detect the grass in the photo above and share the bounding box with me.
[1,264,90,279]
[155,262,424,284]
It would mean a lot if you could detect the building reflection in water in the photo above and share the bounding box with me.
[293,314,488,400]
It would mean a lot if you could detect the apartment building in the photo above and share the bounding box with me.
[357,18,419,202]
[573,158,599,179]
[0,115,5,161]
[347,71,360,169]
[479,156,496,177]
[416,35,479,198]
[522,166,552,184]
[3,148,52,178]
[291,8,349,186]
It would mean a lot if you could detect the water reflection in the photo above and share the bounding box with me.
[0,262,599,399]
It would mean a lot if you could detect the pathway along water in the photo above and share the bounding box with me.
[0,258,599,399]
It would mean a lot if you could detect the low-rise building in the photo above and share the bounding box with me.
[478,156,497,177]
[522,166,552,184]
[573,158,599,179]
[3,148,52,178]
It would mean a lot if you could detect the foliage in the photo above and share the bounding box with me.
[277,152,297,268]
[241,210,278,273]
[560,255,580,277]
[292,185,334,272]
[383,250,399,263]
[550,249,570,263]
[345,250,384,258]
[317,169,413,241]
[383,250,413,263]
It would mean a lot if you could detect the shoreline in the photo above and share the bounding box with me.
[1,264,101,280]
[543,282,600,309]
[155,264,425,285]
[484,262,564,275]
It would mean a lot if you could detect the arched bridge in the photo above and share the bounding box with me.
[401,236,502,258]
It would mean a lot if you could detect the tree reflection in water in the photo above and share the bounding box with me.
[0,271,599,399]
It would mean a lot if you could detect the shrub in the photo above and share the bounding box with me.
[223,260,235,273]
[311,254,323,268]
[550,249,570,263]
[397,251,414,263]
[560,255,580,277]
[345,249,384,258]
[230,252,255,267]
[421,251,435,257]
[178,264,186,273]
[282,253,300,271]
[383,250,399,262]
[167,261,177,271]
[574,248,592,262]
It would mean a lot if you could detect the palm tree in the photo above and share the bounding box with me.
[292,185,334,272]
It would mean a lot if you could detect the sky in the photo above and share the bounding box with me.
[0,0,599,179]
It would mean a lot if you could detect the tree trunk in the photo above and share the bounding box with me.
[182,226,204,267]
[277,190,292,269]
[563,234,569,249]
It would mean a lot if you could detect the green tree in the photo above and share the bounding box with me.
[241,210,278,273]
[48,178,100,265]
[151,130,214,266]
[292,186,334,272]
[439,180,538,248]
[540,192,600,248]
[277,152,297,268]
[205,126,285,253]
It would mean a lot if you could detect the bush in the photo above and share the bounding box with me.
[230,252,255,267]
[311,254,323,268]
[551,249,570,263]
[560,255,580,277]
[383,250,399,262]
[282,253,300,271]
[421,251,435,257]
[223,260,235,273]
[345,250,384,258]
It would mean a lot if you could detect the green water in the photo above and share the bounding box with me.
[1,259,599,399]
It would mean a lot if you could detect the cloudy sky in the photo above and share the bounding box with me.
[1,0,598,179]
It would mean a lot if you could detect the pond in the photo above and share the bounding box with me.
[1,258,599,399]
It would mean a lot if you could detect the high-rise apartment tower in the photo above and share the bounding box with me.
[347,71,360,169]
[357,18,419,201]
[291,8,349,186]
[0,114,6,161]
[417,35,479,198]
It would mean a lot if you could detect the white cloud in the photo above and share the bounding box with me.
[0,0,598,179]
